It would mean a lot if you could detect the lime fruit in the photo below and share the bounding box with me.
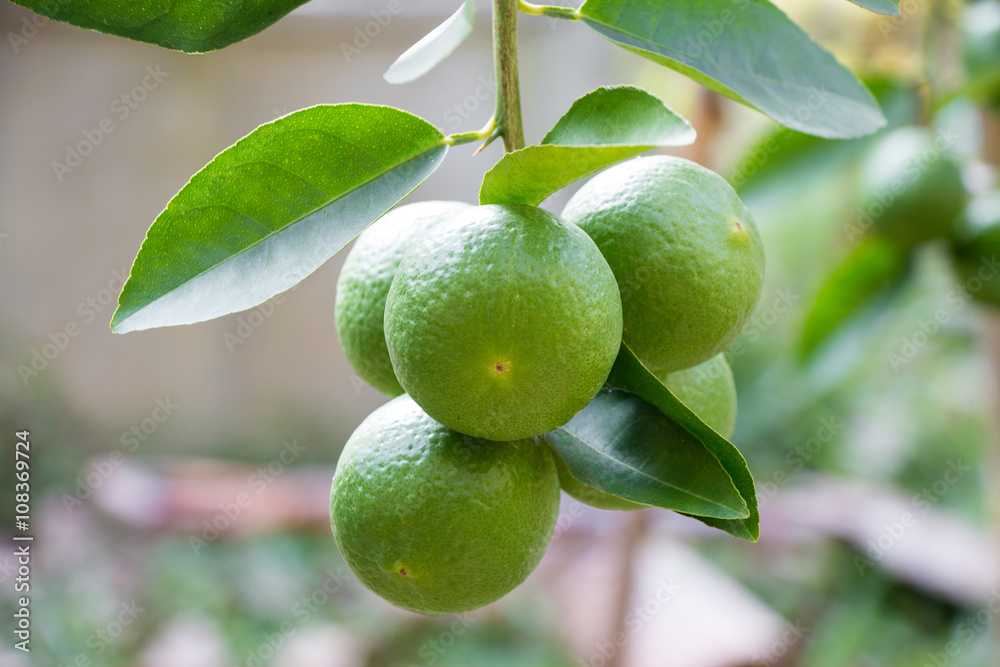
[384,204,623,441]
[555,354,738,510]
[335,201,471,396]
[857,126,967,249]
[664,353,738,440]
[330,395,561,615]
[562,156,764,374]
[951,192,1000,306]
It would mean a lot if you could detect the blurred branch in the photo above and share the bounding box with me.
[607,510,647,667]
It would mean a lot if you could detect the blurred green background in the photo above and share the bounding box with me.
[1,0,999,665]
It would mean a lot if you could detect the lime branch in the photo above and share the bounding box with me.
[494,0,526,152]
[518,1,580,20]
[445,117,498,147]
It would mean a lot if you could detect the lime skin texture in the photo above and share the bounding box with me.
[329,394,561,616]
[335,200,472,396]
[556,353,737,511]
[384,204,623,441]
[562,155,765,374]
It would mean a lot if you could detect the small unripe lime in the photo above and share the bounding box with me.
[856,127,967,249]
[330,395,560,615]
[951,192,1000,306]
[335,201,471,396]
[563,156,764,374]
[385,204,623,441]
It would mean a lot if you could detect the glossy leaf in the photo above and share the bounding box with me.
[799,237,908,359]
[112,105,447,334]
[731,78,921,193]
[846,0,900,14]
[479,86,695,205]
[384,0,475,84]
[10,0,310,53]
[607,344,759,541]
[578,0,886,139]
[548,389,749,519]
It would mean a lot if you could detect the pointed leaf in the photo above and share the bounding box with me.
[799,237,908,359]
[607,344,760,541]
[479,86,695,206]
[548,389,749,519]
[112,105,447,333]
[10,0,310,53]
[384,1,475,84]
[846,0,899,14]
[578,0,886,139]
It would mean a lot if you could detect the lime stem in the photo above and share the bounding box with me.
[493,0,526,152]
[518,1,580,20]
[445,117,498,146]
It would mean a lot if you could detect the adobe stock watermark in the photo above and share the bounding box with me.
[7,0,68,53]
[726,288,800,359]
[55,599,144,667]
[222,271,302,352]
[232,567,350,667]
[17,266,129,385]
[443,74,497,131]
[853,458,973,574]
[680,0,753,57]
[189,438,306,555]
[844,126,959,243]
[757,415,845,509]
[577,579,681,667]
[61,397,180,514]
[52,65,170,182]
[751,619,809,666]
[877,0,929,39]
[340,0,414,63]
[405,613,478,667]
[886,256,1000,372]
[922,588,1000,667]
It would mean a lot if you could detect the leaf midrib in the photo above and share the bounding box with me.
[581,11,862,109]
[556,426,748,518]
[116,135,446,325]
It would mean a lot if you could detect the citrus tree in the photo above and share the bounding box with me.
[12,0,898,614]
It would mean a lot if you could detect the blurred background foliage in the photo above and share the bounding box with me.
[2,0,999,665]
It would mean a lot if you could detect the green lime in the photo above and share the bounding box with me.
[562,156,764,374]
[857,126,967,249]
[335,201,471,396]
[384,204,623,441]
[951,192,1000,306]
[663,353,738,439]
[555,354,738,511]
[330,395,560,615]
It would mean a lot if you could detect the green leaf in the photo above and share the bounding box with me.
[799,237,908,359]
[577,0,886,139]
[112,105,447,334]
[10,0,310,53]
[607,344,760,541]
[846,0,899,14]
[479,86,695,206]
[549,388,749,519]
[731,78,921,194]
[384,1,475,84]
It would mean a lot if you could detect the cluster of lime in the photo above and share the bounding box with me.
[330,156,765,615]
